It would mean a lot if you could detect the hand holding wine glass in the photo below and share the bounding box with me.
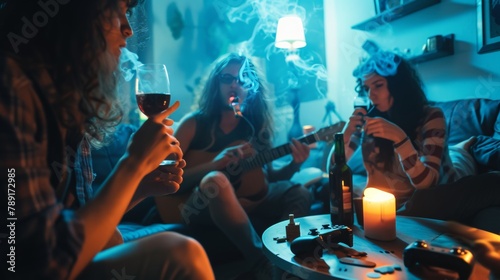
[353,92,370,130]
[135,63,178,166]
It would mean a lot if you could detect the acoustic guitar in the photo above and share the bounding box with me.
[155,121,346,223]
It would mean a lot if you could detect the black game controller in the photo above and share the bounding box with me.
[290,224,353,257]
[403,240,475,280]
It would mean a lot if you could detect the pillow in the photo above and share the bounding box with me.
[449,144,477,179]
[470,135,500,172]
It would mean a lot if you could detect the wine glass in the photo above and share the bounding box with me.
[353,93,370,130]
[135,64,176,166]
[353,93,375,144]
[353,92,370,112]
[135,64,171,116]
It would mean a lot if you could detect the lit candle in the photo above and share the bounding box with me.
[363,188,396,241]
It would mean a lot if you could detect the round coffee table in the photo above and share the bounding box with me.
[262,214,496,279]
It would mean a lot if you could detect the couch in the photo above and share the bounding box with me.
[91,98,500,260]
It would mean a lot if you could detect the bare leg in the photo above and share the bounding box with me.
[78,232,214,280]
[198,171,263,264]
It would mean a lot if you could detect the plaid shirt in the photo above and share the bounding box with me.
[1,55,93,279]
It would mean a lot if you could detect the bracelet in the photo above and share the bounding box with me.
[393,137,409,148]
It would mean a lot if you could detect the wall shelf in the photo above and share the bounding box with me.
[408,34,454,64]
[351,0,441,31]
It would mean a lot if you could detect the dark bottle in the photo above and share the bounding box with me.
[329,133,353,227]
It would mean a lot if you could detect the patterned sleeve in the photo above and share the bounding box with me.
[0,57,84,279]
[393,107,446,189]
[347,132,362,154]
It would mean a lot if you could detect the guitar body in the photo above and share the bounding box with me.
[155,141,268,223]
[182,144,269,198]
[155,121,346,223]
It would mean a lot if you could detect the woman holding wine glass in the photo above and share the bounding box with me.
[337,49,500,237]
[340,50,458,205]
[0,0,214,279]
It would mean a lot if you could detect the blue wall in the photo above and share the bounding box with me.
[323,0,500,129]
[142,0,500,144]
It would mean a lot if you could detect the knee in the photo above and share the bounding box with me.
[292,185,313,204]
[200,171,228,187]
[199,171,235,198]
[296,185,313,199]
[149,232,207,261]
[168,234,206,259]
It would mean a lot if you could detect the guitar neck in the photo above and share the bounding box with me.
[243,133,319,170]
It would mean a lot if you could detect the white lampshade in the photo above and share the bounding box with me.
[275,15,306,49]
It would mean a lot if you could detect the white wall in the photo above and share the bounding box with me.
[323,0,500,123]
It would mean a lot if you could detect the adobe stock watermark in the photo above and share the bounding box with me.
[111,267,135,280]
[7,0,71,53]
[474,73,500,98]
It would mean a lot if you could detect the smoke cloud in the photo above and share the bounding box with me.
[119,47,144,82]
[219,0,328,99]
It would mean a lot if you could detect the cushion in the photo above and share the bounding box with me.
[449,144,477,179]
[291,167,323,187]
[118,222,188,242]
[470,135,500,172]
[431,99,500,145]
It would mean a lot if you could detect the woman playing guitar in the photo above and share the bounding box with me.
[158,53,312,278]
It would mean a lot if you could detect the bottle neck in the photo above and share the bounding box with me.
[334,137,346,164]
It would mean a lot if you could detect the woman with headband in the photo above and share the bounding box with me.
[334,50,500,229]
[342,51,457,207]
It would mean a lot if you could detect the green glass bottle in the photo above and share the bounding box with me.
[329,133,353,227]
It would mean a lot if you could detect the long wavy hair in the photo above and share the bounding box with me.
[193,53,275,145]
[0,0,143,147]
[355,55,428,170]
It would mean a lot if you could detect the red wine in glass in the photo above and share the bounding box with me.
[136,64,178,166]
[136,93,171,117]
[354,104,368,111]
[354,95,370,130]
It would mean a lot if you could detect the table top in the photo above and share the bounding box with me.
[262,214,498,280]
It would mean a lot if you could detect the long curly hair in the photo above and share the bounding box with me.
[0,0,143,147]
[354,54,428,170]
[193,53,275,145]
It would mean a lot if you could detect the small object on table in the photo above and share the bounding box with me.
[309,228,319,236]
[366,272,382,279]
[274,236,287,243]
[403,240,475,280]
[337,245,367,257]
[286,214,300,242]
[374,265,395,274]
[339,257,376,268]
